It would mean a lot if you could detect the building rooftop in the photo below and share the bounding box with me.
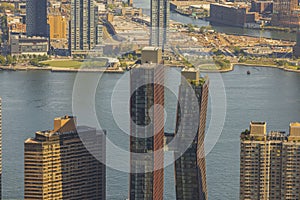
[242,121,300,142]
[142,46,161,51]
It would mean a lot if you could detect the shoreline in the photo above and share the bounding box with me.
[0,65,125,73]
[1,62,300,74]
[199,62,300,73]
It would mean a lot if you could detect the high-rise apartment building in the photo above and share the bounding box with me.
[24,116,106,199]
[129,65,165,200]
[240,121,300,199]
[174,68,209,200]
[150,0,170,48]
[26,0,48,37]
[70,0,97,55]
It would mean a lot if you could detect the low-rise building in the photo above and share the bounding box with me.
[250,1,273,14]
[118,7,142,16]
[7,16,26,34]
[209,3,258,27]
[10,34,49,56]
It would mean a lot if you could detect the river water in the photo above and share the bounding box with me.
[1,65,300,199]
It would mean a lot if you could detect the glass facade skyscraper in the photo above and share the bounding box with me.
[150,0,170,49]
[174,69,209,200]
[24,116,106,199]
[129,65,165,200]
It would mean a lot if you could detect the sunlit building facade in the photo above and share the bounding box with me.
[241,121,300,199]
[24,116,106,199]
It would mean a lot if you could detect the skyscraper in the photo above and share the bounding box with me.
[26,0,48,37]
[240,121,300,199]
[70,0,96,55]
[24,116,106,199]
[129,65,164,200]
[150,0,170,48]
[174,68,209,200]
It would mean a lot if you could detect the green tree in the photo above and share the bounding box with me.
[12,55,17,63]
[0,55,5,65]
[187,24,194,32]
[6,55,13,65]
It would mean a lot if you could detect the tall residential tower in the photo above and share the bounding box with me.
[70,0,96,55]
[174,68,209,200]
[240,121,300,199]
[26,0,48,37]
[24,116,106,199]
[150,0,170,48]
[129,65,165,200]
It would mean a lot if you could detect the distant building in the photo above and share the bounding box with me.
[271,0,300,28]
[7,16,26,34]
[48,14,67,40]
[118,7,142,16]
[209,3,258,27]
[150,0,170,49]
[24,116,106,199]
[250,1,273,14]
[129,65,165,200]
[14,2,26,14]
[96,24,104,45]
[107,13,114,22]
[174,68,209,200]
[70,0,97,55]
[10,34,49,56]
[26,0,48,37]
[141,46,162,64]
[240,121,300,199]
[293,31,300,57]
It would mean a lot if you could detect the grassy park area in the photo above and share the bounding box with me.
[42,60,83,69]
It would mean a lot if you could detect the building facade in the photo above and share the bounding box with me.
[150,0,170,49]
[24,116,106,200]
[240,121,300,199]
[129,65,164,200]
[70,0,97,55]
[209,3,257,28]
[26,0,48,37]
[141,47,162,64]
[271,0,300,28]
[174,68,209,200]
[48,14,68,40]
[10,35,49,56]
